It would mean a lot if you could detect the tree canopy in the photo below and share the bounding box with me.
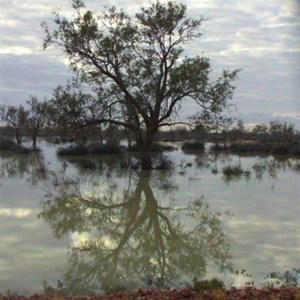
[43,0,239,168]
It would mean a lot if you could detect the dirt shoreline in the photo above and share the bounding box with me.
[1,287,300,300]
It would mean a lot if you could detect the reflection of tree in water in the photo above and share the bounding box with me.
[39,170,232,294]
[190,151,299,185]
[251,157,294,181]
[195,151,232,174]
[0,152,48,186]
[222,157,297,184]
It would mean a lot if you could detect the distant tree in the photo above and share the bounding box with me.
[43,0,239,169]
[193,122,209,143]
[252,123,269,143]
[268,120,295,143]
[192,109,234,148]
[221,117,235,149]
[0,104,27,144]
[25,96,50,150]
[231,119,245,144]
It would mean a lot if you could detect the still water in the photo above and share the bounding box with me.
[0,141,299,295]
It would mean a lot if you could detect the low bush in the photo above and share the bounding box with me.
[77,159,98,169]
[0,139,17,150]
[153,154,174,170]
[57,144,88,156]
[182,142,204,151]
[290,144,300,156]
[271,145,290,156]
[191,277,225,291]
[0,138,33,154]
[151,143,176,152]
[293,162,300,172]
[229,143,273,154]
[222,165,244,176]
[15,146,32,154]
[127,142,176,152]
[209,144,226,151]
[88,142,122,155]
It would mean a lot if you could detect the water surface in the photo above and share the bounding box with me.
[0,142,299,294]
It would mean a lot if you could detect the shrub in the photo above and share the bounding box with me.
[127,142,176,152]
[293,162,300,172]
[15,146,32,154]
[222,165,244,176]
[77,159,98,169]
[0,139,17,150]
[0,139,33,154]
[57,144,88,156]
[271,146,289,156]
[209,144,225,151]
[290,144,300,156]
[88,142,122,155]
[182,142,204,151]
[151,142,176,152]
[191,277,225,291]
[229,143,273,154]
[153,154,174,170]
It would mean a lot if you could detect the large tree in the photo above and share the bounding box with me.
[43,0,239,168]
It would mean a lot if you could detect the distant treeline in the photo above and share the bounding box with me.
[0,119,299,146]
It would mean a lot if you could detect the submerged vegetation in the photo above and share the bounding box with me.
[0,138,34,154]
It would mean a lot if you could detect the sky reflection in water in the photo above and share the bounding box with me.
[0,142,299,294]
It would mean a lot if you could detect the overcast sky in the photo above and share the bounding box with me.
[0,0,299,127]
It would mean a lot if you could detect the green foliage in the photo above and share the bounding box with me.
[191,277,225,291]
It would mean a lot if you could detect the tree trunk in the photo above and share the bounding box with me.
[140,150,152,170]
[32,134,38,150]
[136,127,157,170]
[16,128,22,144]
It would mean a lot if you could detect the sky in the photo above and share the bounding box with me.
[0,0,299,128]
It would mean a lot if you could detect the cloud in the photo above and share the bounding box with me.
[0,0,299,123]
[0,208,33,218]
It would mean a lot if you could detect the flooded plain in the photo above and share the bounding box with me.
[0,141,299,295]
